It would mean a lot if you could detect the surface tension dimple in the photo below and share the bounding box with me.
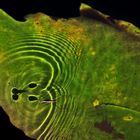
[28,82,37,88]
[28,96,38,101]
[12,94,18,100]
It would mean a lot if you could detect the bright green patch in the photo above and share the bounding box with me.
[0,4,140,140]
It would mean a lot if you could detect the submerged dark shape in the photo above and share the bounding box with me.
[95,121,114,134]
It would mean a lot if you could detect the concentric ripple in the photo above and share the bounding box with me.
[0,33,81,139]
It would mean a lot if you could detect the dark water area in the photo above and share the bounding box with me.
[82,0,140,28]
[0,0,139,28]
[0,0,81,21]
[0,107,35,140]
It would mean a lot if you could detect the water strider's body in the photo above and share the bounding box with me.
[0,4,140,140]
